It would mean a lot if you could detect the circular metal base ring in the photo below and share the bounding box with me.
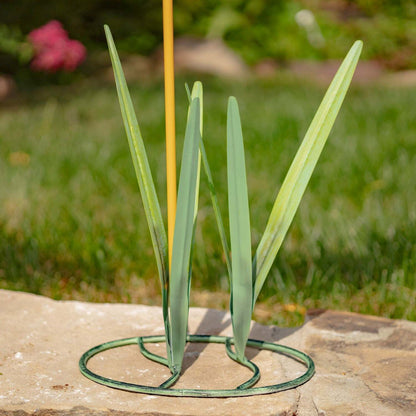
[79,334,315,397]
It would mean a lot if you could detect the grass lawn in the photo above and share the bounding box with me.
[0,75,415,326]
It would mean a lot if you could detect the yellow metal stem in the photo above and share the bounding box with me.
[163,0,176,269]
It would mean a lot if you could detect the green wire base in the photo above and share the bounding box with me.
[79,334,315,398]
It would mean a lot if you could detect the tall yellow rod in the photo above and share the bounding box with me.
[163,0,176,269]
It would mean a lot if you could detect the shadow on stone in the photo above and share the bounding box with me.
[246,322,300,361]
[182,308,231,373]
[183,308,302,367]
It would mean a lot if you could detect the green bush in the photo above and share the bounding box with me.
[1,0,415,72]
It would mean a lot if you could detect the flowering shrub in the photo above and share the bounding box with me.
[28,21,86,72]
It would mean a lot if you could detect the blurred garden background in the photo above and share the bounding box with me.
[0,0,415,326]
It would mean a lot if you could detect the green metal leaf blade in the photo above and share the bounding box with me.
[169,97,201,373]
[253,41,363,303]
[185,83,232,278]
[104,25,168,285]
[189,82,203,226]
[227,97,252,361]
[104,25,170,361]
[185,82,203,303]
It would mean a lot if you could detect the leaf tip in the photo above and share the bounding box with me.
[352,40,363,55]
[185,83,191,103]
[104,25,114,47]
[228,96,239,113]
[104,25,111,36]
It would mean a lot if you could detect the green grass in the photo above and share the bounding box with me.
[1,76,415,326]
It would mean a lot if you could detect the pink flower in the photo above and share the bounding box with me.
[27,20,86,73]
[28,20,68,51]
[62,40,87,71]
[31,47,66,72]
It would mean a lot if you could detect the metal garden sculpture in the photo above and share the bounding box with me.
[79,1,362,398]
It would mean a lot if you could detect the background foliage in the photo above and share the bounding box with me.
[1,0,416,72]
[0,1,415,326]
[1,77,415,325]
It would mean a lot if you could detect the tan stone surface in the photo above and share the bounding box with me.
[0,290,415,415]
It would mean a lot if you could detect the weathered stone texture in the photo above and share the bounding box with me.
[1,290,415,415]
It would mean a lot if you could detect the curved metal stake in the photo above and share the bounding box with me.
[159,370,181,388]
[225,338,260,389]
[137,336,180,388]
[137,337,169,366]
[79,334,315,397]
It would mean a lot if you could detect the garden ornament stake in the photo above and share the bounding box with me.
[79,1,363,398]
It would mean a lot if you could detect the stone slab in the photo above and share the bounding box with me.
[0,290,415,415]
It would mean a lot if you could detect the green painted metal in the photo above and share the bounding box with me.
[169,96,201,373]
[79,334,315,398]
[227,97,253,362]
[224,337,260,389]
[253,40,363,303]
